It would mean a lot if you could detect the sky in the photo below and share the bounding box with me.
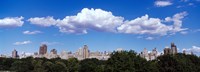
[0,0,200,56]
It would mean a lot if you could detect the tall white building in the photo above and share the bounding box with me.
[140,48,158,61]
[12,49,18,58]
[83,45,89,59]
[60,50,68,59]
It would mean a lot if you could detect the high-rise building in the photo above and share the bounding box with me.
[164,46,171,55]
[12,49,18,58]
[60,51,68,60]
[152,48,157,56]
[171,42,177,54]
[140,48,149,60]
[151,48,158,59]
[83,45,89,59]
[39,44,47,55]
[50,49,57,54]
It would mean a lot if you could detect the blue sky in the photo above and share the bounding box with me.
[0,0,200,56]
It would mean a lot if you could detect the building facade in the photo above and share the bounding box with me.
[12,49,18,58]
[83,45,89,59]
[39,44,47,55]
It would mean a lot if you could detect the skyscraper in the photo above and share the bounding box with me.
[39,44,47,55]
[60,50,68,60]
[83,45,89,59]
[164,46,171,55]
[50,49,57,54]
[171,42,177,54]
[152,48,158,57]
[12,49,18,58]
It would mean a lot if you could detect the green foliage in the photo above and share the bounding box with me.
[105,50,153,72]
[0,51,200,72]
[157,53,200,72]
[67,58,79,72]
[79,58,105,72]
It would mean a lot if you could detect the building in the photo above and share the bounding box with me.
[12,49,18,58]
[83,45,89,59]
[141,48,149,60]
[47,49,58,59]
[39,44,47,55]
[140,48,158,61]
[50,49,57,54]
[164,47,171,55]
[163,43,178,55]
[171,42,177,54]
[150,48,158,60]
[60,50,68,59]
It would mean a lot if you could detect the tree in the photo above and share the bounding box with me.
[105,50,147,72]
[10,60,29,72]
[32,59,46,72]
[79,58,104,72]
[157,53,200,72]
[43,61,54,72]
[67,58,79,72]
[0,58,15,70]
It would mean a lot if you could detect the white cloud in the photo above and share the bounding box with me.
[13,41,31,45]
[154,1,173,7]
[41,41,60,45]
[118,11,187,36]
[183,46,200,53]
[28,8,124,34]
[28,16,57,27]
[165,11,188,33]
[56,8,124,34]
[0,16,24,27]
[180,31,188,34]
[27,8,188,37]
[118,14,171,36]
[23,30,42,35]
[145,37,154,40]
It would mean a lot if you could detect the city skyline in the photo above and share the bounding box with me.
[1,0,200,56]
[2,42,194,59]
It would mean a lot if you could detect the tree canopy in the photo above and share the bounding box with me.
[0,50,200,72]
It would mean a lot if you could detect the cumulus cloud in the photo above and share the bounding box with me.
[56,8,124,34]
[28,8,124,34]
[28,8,188,37]
[118,14,171,36]
[0,16,24,27]
[118,11,188,36]
[13,41,31,45]
[165,11,188,33]
[23,30,42,35]
[28,16,57,27]
[154,1,173,7]
[183,46,200,53]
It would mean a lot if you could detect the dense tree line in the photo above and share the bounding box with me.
[1,50,200,72]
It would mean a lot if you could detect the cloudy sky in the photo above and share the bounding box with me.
[0,0,200,56]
